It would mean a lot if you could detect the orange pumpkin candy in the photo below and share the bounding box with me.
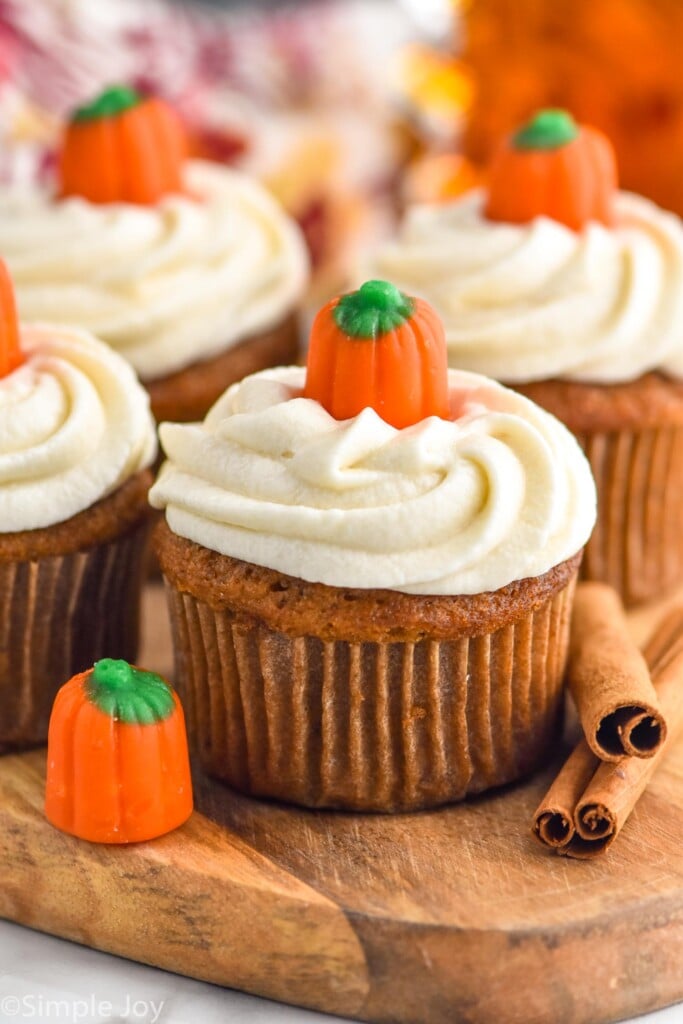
[59,85,186,205]
[45,659,193,844]
[0,259,23,378]
[485,109,617,231]
[304,279,450,429]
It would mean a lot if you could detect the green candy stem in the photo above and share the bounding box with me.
[333,280,414,340]
[72,85,142,123]
[513,109,579,151]
[86,658,176,725]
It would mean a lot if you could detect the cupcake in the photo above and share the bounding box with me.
[0,261,157,752]
[368,109,683,606]
[0,85,309,423]
[151,280,596,812]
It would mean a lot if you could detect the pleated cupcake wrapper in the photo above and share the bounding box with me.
[0,523,148,752]
[577,425,683,606]
[165,575,576,812]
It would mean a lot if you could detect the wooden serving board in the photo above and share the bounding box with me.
[2,587,683,1024]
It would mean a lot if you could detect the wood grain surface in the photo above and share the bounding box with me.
[1,585,683,1024]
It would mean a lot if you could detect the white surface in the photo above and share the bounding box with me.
[0,920,681,1024]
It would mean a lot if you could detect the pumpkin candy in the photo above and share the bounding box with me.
[0,259,23,378]
[59,85,186,205]
[484,109,617,231]
[45,658,193,844]
[304,279,449,429]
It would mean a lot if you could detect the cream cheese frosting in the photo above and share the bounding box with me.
[150,366,596,595]
[367,189,683,383]
[0,323,156,532]
[0,161,309,382]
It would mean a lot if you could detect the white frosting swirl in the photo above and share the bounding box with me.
[0,161,309,381]
[368,190,683,383]
[150,366,596,595]
[0,323,156,532]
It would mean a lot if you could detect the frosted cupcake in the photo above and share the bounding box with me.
[151,280,596,811]
[369,110,683,605]
[0,85,309,423]
[0,261,156,752]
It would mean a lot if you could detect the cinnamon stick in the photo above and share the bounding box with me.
[532,606,683,857]
[531,740,597,849]
[567,609,683,857]
[568,583,666,761]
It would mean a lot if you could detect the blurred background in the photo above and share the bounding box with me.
[2,0,681,297]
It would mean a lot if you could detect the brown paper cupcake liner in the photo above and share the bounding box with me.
[164,570,576,812]
[576,425,683,606]
[0,516,149,754]
[516,375,683,607]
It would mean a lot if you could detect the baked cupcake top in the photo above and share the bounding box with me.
[0,87,309,383]
[368,110,683,384]
[150,281,596,595]
[0,262,156,532]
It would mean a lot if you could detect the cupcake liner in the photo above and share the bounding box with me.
[0,522,148,753]
[577,425,683,606]
[164,573,576,812]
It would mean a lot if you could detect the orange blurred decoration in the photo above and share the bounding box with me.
[462,0,683,214]
[402,151,480,204]
[400,44,474,123]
